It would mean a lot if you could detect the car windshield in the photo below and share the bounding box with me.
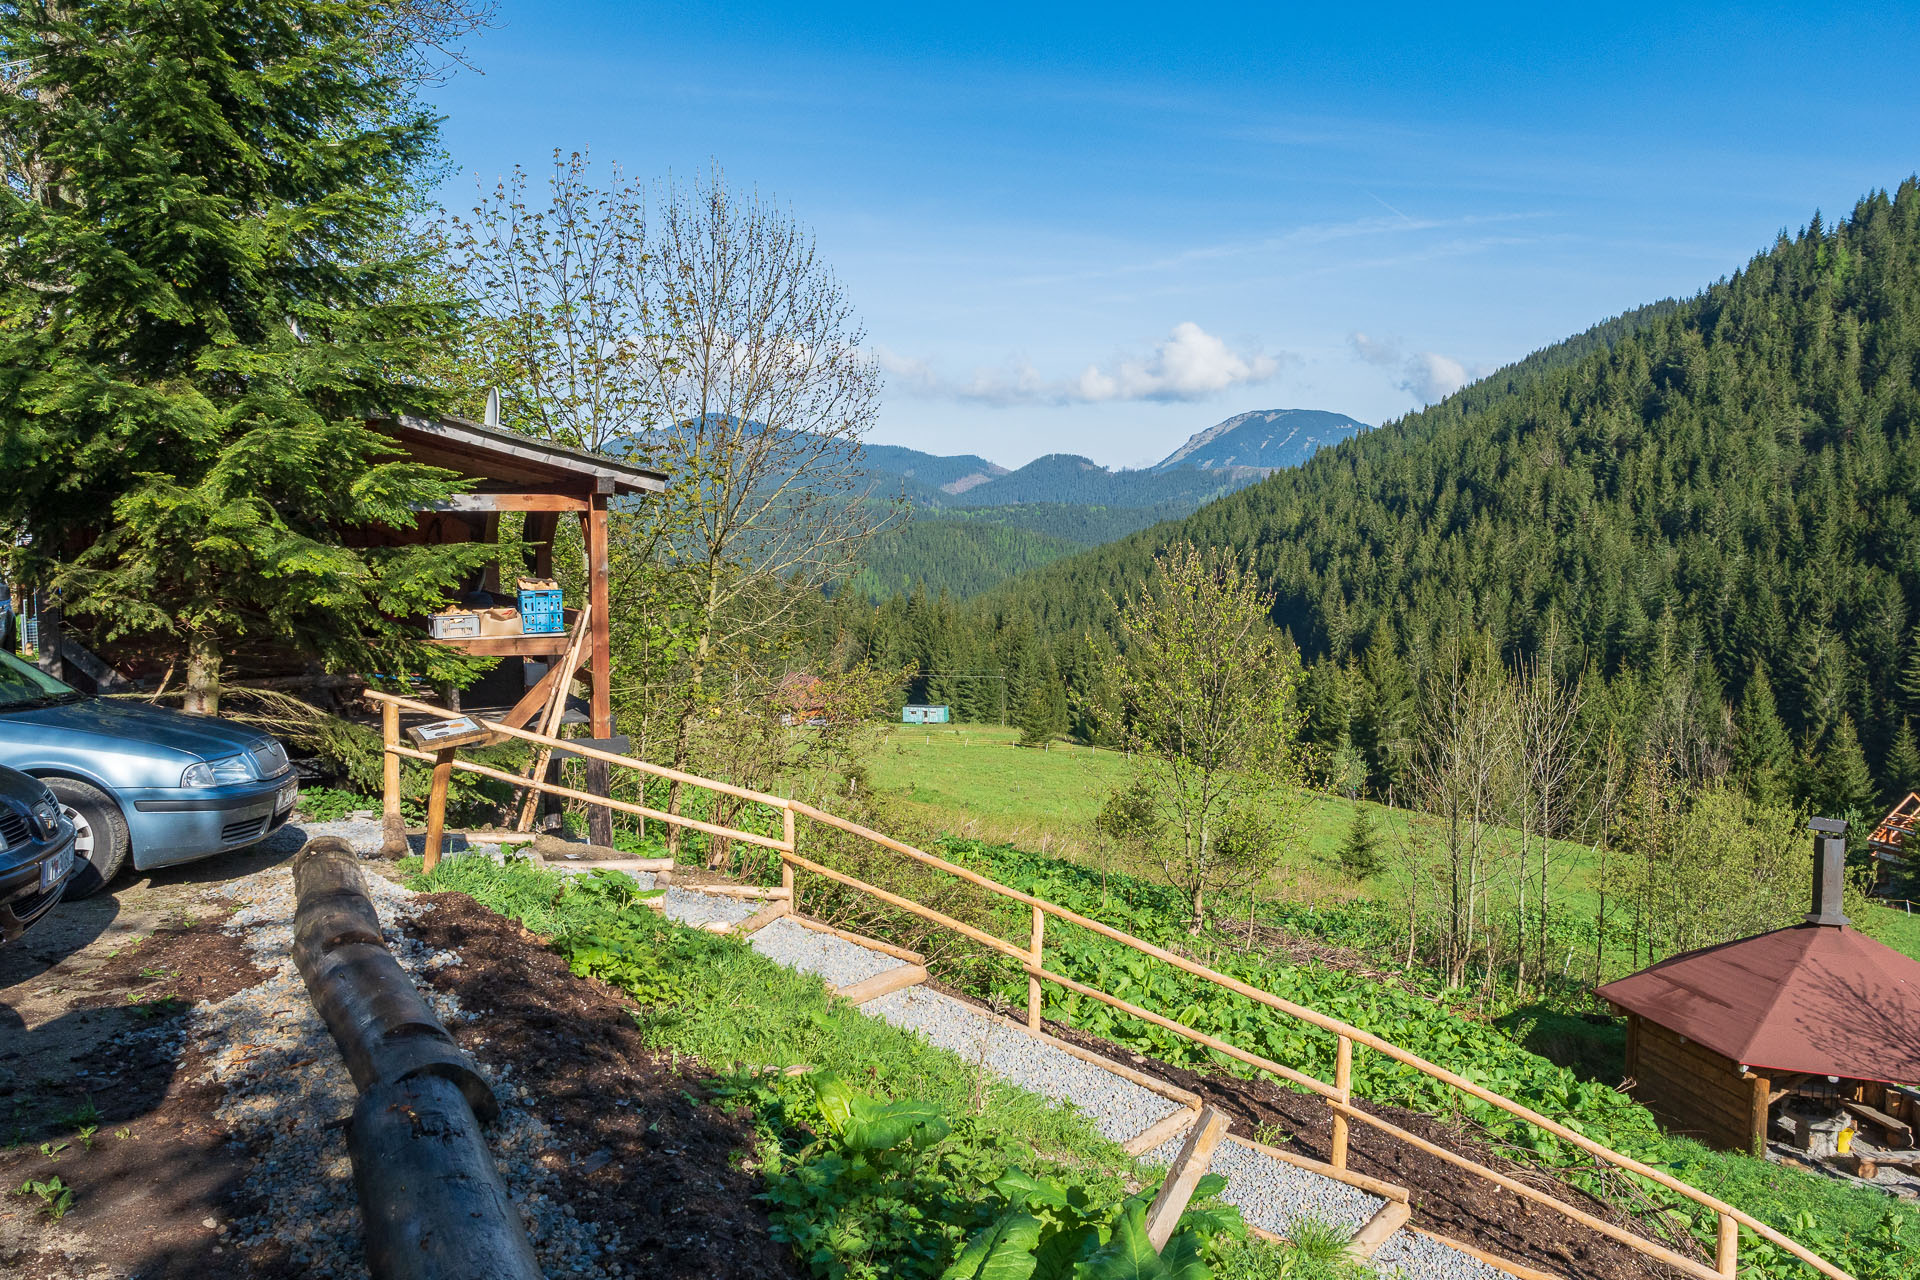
[0,649,83,709]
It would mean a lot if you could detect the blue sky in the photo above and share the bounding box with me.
[426,3,1920,468]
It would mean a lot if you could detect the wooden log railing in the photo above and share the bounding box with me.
[365,689,1851,1280]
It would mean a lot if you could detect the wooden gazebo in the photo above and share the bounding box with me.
[364,415,666,842]
[1599,823,1920,1156]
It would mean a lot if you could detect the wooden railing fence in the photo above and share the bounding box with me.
[366,689,1851,1280]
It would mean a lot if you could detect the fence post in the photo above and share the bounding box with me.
[1028,905,1046,1032]
[782,808,798,915]
[422,747,456,873]
[379,700,408,858]
[1332,1034,1353,1170]
[1716,1212,1738,1277]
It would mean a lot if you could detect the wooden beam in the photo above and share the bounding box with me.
[421,747,456,873]
[422,493,590,513]
[834,964,928,1006]
[379,699,407,857]
[1123,1107,1200,1157]
[1346,1199,1411,1261]
[428,633,580,658]
[732,902,790,937]
[1144,1106,1229,1250]
[585,494,613,846]
[682,883,791,899]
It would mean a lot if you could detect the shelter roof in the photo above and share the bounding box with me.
[1598,924,1920,1084]
[371,415,667,496]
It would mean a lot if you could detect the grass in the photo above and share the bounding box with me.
[410,856,1333,1277]
[870,724,1920,966]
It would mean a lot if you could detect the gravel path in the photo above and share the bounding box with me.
[863,986,1188,1144]
[747,916,904,986]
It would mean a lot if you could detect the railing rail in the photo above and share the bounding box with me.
[367,689,1851,1280]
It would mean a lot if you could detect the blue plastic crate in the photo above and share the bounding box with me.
[517,585,565,635]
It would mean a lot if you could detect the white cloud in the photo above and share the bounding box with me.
[876,323,1284,407]
[1350,331,1482,403]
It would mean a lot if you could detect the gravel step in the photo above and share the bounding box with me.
[747,916,906,987]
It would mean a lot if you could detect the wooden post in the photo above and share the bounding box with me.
[1028,905,1045,1032]
[1145,1106,1229,1250]
[782,808,798,915]
[1716,1212,1738,1277]
[380,699,407,857]
[1332,1034,1353,1170]
[422,747,456,873]
[585,492,614,846]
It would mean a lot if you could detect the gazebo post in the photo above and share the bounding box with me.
[584,486,614,845]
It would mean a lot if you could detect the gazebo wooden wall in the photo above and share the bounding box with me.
[1624,1014,1769,1154]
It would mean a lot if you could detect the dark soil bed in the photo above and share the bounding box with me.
[1040,1014,1704,1280]
[1,915,273,1280]
[404,891,806,1280]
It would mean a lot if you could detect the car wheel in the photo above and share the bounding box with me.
[47,778,130,899]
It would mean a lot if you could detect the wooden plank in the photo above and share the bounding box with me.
[1346,1199,1411,1261]
[1123,1107,1199,1157]
[424,493,590,512]
[834,964,928,1006]
[731,902,789,937]
[428,633,580,657]
[681,884,791,900]
[1145,1107,1229,1250]
[1842,1100,1914,1148]
[1331,1102,1721,1280]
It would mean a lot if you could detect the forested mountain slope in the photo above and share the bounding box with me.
[883,183,1920,799]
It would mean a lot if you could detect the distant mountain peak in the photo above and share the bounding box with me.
[1153,408,1370,474]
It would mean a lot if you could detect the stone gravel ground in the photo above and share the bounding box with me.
[746,916,903,987]
[863,985,1189,1145]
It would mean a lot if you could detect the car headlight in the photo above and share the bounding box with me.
[181,754,254,787]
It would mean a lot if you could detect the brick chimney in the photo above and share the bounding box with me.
[1806,816,1850,927]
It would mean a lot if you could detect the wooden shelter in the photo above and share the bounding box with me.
[1599,822,1920,1156]
[364,415,666,840]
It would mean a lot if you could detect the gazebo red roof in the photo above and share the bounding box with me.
[1597,923,1920,1085]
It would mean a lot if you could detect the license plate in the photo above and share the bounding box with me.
[277,781,298,812]
[40,846,73,891]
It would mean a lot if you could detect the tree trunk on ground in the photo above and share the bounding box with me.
[182,632,221,715]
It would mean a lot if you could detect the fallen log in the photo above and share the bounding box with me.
[349,1074,541,1280]
[291,836,537,1280]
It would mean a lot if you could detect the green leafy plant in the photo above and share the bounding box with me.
[17,1176,73,1221]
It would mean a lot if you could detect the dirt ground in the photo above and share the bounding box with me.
[0,838,297,1280]
[1,834,803,1280]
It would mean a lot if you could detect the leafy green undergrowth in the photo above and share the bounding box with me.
[926,841,1920,1280]
[408,857,1329,1279]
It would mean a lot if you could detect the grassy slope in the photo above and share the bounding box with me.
[868,726,1920,962]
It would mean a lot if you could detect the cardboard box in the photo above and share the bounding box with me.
[477,606,523,637]
[427,610,481,639]
[517,578,564,635]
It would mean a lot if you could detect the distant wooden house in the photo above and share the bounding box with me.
[1598,820,1920,1156]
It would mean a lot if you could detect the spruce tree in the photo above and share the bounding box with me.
[1886,719,1920,802]
[1732,664,1793,804]
[1814,715,1878,820]
[1337,804,1383,880]
[0,1,490,711]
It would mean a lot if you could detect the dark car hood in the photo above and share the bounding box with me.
[0,697,266,760]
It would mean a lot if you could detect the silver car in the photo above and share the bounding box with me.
[0,649,297,896]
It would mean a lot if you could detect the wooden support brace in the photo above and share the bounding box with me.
[834,964,929,1006]
[1346,1199,1411,1261]
[1145,1106,1229,1250]
[1123,1106,1200,1157]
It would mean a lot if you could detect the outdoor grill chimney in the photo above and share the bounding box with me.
[1806,816,1850,927]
